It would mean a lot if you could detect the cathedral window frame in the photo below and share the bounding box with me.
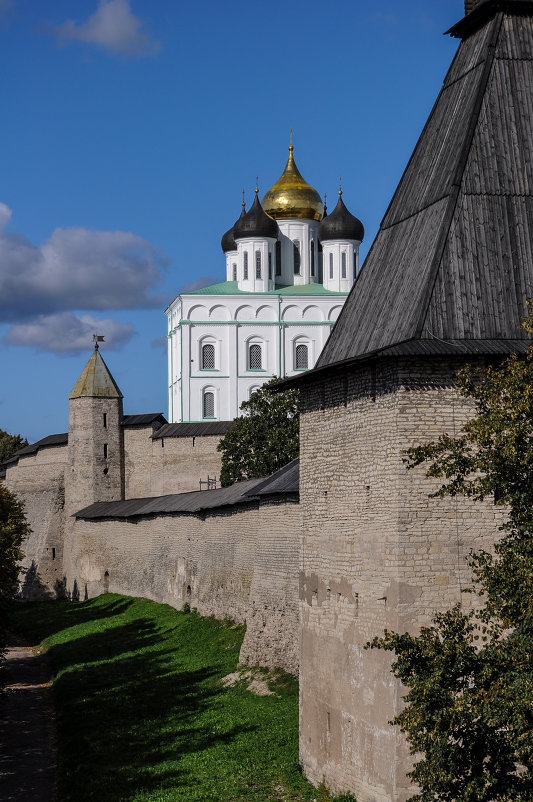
[247,338,265,372]
[293,337,311,371]
[310,239,315,277]
[232,263,237,281]
[275,240,281,276]
[243,251,249,280]
[329,252,334,279]
[202,387,216,419]
[293,240,301,274]
[341,251,347,279]
[255,250,262,279]
[199,337,218,371]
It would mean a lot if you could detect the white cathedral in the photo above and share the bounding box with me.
[166,144,364,422]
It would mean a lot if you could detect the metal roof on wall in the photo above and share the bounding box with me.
[152,421,235,439]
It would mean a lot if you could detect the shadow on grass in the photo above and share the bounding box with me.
[10,597,256,802]
[8,595,134,643]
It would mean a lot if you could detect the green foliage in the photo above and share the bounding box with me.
[369,315,533,801]
[0,484,28,689]
[218,379,299,487]
[9,594,355,801]
[0,428,28,464]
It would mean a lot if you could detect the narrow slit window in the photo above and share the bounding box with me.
[203,391,215,419]
[249,344,262,370]
[295,343,308,370]
[255,250,262,278]
[243,251,248,279]
[341,251,347,278]
[202,343,215,369]
[310,240,315,276]
[103,412,107,428]
[268,251,272,280]
[353,252,357,276]
[232,263,237,281]
[103,443,108,459]
[293,240,300,274]
[275,240,281,276]
[329,252,333,279]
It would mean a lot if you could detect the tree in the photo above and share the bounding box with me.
[0,429,28,464]
[369,317,533,801]
[0,484,28,689]
[217,379,299,487]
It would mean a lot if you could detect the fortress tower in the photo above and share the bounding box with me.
[281,0,533,798]
[64,343,125,518]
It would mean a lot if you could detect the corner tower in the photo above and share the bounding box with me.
[65,344,125,518]
[283,0,533,799]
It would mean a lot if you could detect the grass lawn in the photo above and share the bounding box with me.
[9,594,356,802]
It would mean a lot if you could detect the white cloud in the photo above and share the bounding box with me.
[179,276,222,293]
[4,312,135,354]
[0,205,168,322]
[53,0,160,57]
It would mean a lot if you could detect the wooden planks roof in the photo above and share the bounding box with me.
[315,1,533,373]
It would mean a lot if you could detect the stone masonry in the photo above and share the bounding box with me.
[298,357,507,801]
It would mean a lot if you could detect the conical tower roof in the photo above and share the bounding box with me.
[315,0,533,372]
[69,348,123,399]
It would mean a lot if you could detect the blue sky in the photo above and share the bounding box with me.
[1,0,462,442]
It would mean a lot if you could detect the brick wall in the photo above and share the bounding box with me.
[298,357,507,801]
[4,444,67,599]
[124,428,225,497]
[66,493,301,673]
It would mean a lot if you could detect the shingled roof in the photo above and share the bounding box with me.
[313,0,533,373]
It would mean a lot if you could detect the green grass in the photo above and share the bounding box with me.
[9,595,356,802]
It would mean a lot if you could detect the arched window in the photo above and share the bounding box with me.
[203,391,215,419]
[255,250,262,278]
[232,263,237,281]
[295,343,309,370]
[249,343,262,370]
[341,251,347,278]
[293,240,300,274]
[201,343,215,369]
[310,240,315,277]
[275,240,281,276]
[243,251,248,280]
[329,252,334,279]
[268,251,272,280]
[353,251,357,276]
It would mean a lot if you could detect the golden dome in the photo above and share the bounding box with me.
[262,145,324,222]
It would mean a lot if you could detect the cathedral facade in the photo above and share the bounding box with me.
[165,145,364,422]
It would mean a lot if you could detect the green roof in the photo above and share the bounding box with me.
[182,280,347,297]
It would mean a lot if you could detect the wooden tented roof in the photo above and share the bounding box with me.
[315,0,533,373]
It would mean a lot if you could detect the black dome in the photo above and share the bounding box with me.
[221,205,246,253]
[318,194,364,242]
[233,193,279,240]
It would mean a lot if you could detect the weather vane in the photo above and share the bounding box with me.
[93,334,105,350]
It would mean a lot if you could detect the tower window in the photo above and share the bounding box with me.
[103,413,107,428]
[329,252,333,279]
[275,240,281,276]
[341,251,347,278]
[243,251,248,279]
[310,240,315,277]
[295,343,309,370]
[249,344,262,370]
[293,240,300,274]
[268,251,272,280]
[354,252,357,275]
[203,391,215,419]
[201,343,215,369]
[103,443,108,459]
[255,250,262,279]
[232,263,237,281]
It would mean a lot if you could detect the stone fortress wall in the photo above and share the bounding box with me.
[297,358,507,801]
[3,414,302,675]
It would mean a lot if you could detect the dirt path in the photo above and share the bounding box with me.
[0,636,55,801]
